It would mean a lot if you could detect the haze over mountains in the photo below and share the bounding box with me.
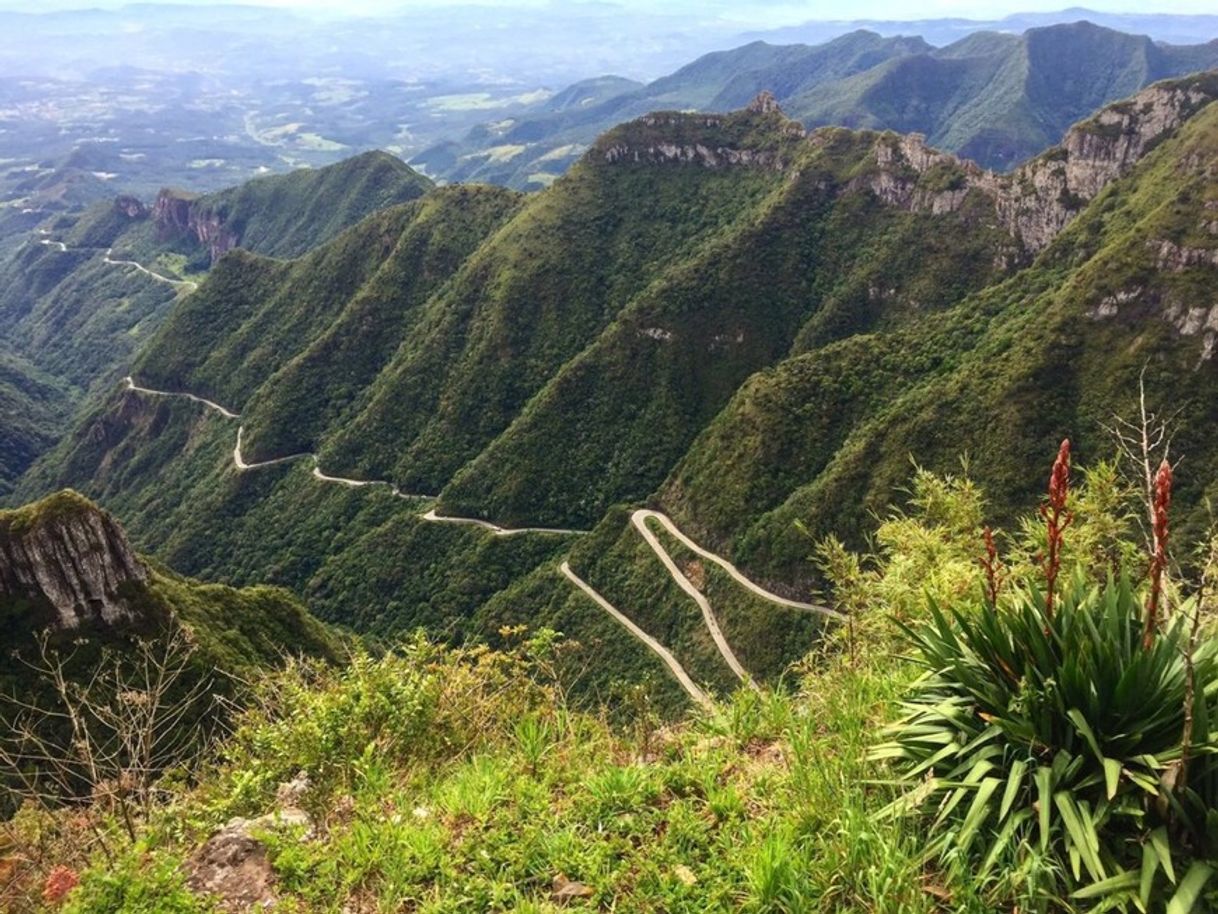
[424,21,1218,184]
[2,4,1218,209]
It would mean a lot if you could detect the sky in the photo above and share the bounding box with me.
[3,0,1218,18]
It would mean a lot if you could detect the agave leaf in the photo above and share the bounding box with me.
[1165,862,1213,914]
[1055,791,1105,881]
[1071,869,1139,900]
[957,777,1001,854]
[1140,838,1161,908]
[1000,759,1029,822]
[933,785,971,830]
[905,741,958,779]
[1102,758,1122,801]
[1125,768,1162,796]
[980,808,1032,877]
[868,744,911,761]
[1068,708,1105,764]
[1036,766,1053,852]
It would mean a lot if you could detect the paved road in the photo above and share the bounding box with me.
[35,234,197,290]
[561,561,712,709]
[104,248,199,290]
[124,376,575,535]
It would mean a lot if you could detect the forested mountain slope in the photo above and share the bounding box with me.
[0,152,433,492]
[17,74,1218,701]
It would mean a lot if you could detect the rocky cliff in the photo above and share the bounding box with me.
[153,189,239,263]
[0,489,148,631]
[849,72,1218,253]
[598,76,1217,258]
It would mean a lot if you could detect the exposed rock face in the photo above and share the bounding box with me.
[862,133,986,217]
[600,97,805,172]
[0,491,148,630]
[113,195,148,220]
[746,90,781,115]
[855,77,1218,252]
[601,77,1216,258]
[152,189,239,263]
[602,140,791,169]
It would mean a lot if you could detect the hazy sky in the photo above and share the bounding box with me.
[4,0,1218,20]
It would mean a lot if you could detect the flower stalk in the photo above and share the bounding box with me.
[1143,458,1172,648]
[980,526,1004,606]
[1040,439,1073,620]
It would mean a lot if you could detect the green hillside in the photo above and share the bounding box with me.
[423,22,1218,185]
[18,76,1218,709]
[160,150,434,263]
[0,346,72,497]
[0,153,433,491]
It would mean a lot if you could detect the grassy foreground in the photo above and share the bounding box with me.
[9,632,950,914]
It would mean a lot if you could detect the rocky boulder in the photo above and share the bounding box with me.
[0,490,148,630]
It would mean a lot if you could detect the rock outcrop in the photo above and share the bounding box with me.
[0,490,148,630]
[854,74,1218,252]
[113,195,148,220]
[600,76,1216,258]
[599,93,805,171]
[153,189,239,263]
[185,772,312,912]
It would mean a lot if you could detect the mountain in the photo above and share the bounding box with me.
[790,21,1218,169]
[0,152,433,491]
[149,150,434,265]
[412,30,928,187]
[423,22,1218,184]
[19,74,1218,704]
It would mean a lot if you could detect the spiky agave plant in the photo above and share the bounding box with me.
[875,443,1218,912]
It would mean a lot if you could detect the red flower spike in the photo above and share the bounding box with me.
[1040,439,1073,621]
[1144,459,1173,648]
[980,526,1004,606]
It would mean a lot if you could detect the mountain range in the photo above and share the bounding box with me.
[419,21,1218,186]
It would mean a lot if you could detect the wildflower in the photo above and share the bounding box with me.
[1039,439,1073,619]
[1144,458,1172,648]
[42,865,79,905]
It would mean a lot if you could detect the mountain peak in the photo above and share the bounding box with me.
[746,90,782,115]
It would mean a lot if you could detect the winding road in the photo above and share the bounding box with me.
[560,561,712,709]
[35,234,197,291]
[121,377,838,703]
[103,249,199,291]
[122,376,574,535]
[39,228,838,704]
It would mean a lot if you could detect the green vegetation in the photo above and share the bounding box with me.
[0,345,72,496]
[167,150,433,262]
[10,438,1218,912]
[0,152,436,492]
[12,80,1218,707]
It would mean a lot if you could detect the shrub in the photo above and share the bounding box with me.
[877,443,1218,912]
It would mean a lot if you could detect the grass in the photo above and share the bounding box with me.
[28,634,948,914]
